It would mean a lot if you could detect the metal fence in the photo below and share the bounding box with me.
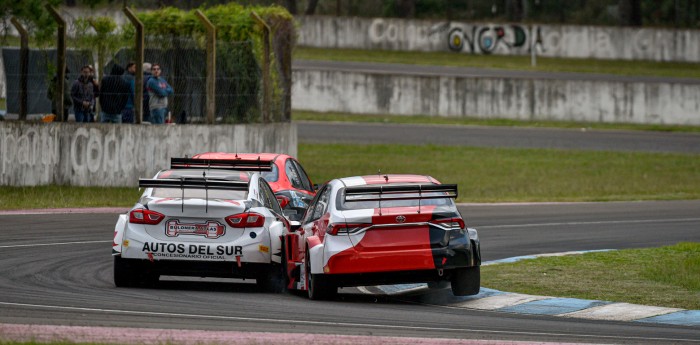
[2,6,293,124]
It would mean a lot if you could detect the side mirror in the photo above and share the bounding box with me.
[276,195,290,209]
[289,221,302,232]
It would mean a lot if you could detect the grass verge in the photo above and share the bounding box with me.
[298,143,700,203]
[294,47,700,79]
[294,110,700,133]
[0,186,139,210]
[1,143,699,210]
[482,242,700,310]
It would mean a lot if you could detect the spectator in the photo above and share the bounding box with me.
[70,65,96,123]
[99,64,130,123]
[146,63,173,124]
[87,65,100,122]
[142,62,152,123]
[48,67,72,118]
[122,61,136,123]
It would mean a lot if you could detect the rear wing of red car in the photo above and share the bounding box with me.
[344,183,458,202]
[170,157,273,171]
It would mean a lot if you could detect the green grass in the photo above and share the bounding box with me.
[299,143,700,203]
[294,110,700,133]
[1,143,699,209]
[482,242,700,309]
[0,98,5,111]
[294,47,700,79]
[0,186,139,210]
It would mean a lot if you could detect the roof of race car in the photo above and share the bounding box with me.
[192,152,286,162]
[338,174,439,186]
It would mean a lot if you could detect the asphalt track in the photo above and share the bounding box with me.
[0,200,698,344]
[298,121,700,154]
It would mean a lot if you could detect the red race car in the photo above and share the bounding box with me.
[282,174,481,300]
[193,152,315,220]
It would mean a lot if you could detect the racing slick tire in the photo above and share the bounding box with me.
[114,257,159,288]
[305,250,337,300]
[256,264,286,293]
[114,256,135,287]
[450,266,480,296]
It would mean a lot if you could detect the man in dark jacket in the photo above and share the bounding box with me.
[99,64,130,123]
[70,65,95,123]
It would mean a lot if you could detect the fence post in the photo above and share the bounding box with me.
[251,12,271,123]
[10,18,28,121]
[46,5,67,122]
[195,10,216,124]
[124,7,144,124]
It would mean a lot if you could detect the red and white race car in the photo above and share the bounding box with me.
[282,174,481,299]
[112,158,288,291]
[193,152,315,220]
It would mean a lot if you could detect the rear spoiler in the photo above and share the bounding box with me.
[139,178,249,191]
[139,177,249,212]
[344,184,458,202]
[170,157,273,171]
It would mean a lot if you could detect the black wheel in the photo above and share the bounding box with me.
[451,266,480,296]
[114,256,135,288]
[114,257,158,288]
[306,250,336,300]
[256,263,286,293]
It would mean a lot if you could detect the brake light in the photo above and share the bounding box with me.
[326,223,371,235]
[225,212,265,228]
[431,217,465,230]
[129,209,165,225]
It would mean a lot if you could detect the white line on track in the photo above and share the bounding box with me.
[0,301,697,343]
[478,218,700,229]
[0,240,111,249]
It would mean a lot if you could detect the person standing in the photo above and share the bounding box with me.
[48,67,72,118]
[87,65,100,122]
[70,65,95,123]
[122,62,136,123]
[99,64,130,123]
[146,63,173,124]
[142,62,153,123]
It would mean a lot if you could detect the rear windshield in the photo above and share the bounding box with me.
[260,164,279,183]
[337,190,455,211]
[151,169,249,200]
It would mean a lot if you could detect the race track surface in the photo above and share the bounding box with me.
[298,121,700,154]
[0,200,698,344]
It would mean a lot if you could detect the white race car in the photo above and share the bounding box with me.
[112,158,288,291]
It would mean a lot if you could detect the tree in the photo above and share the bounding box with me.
[305,0,320,14]
[396,0,416,18]
[619,0,642,25]
[285,0,297,15]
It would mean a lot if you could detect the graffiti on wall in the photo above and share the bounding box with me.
[445,25,544,54]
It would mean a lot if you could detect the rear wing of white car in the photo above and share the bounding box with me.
[170,157,273,171]
[139,178,250,213]
[344,183,458,215]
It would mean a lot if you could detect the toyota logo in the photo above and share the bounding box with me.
[396,215,406,223]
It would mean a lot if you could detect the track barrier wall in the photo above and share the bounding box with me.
[297,16,700,62]
[0,122,296,186]
[292,70,700,126]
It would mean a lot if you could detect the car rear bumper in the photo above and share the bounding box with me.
[117,258,274,279]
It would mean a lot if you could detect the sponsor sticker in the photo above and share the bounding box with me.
[122,240,129,247]
[166,220,225,239]
[258,245,269,253]
[141,242,243,260]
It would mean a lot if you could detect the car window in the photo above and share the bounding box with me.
[260,164,279,183]
[292,160,313,191]
[303,184,328,223]
[337,190,454,210]
[260,179,283,213]
[311,186,332,220]
[285,159,304,190]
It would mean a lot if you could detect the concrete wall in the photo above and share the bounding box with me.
[297,16,700,62]
[0,123,296,186]
[292,70,700,126]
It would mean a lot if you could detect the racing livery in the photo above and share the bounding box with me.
[112,158,288,291]
[193,153,315,220]
[282,174,481,299]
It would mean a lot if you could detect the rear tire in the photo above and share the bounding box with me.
[114,257,159,288]
[306,250,337,300]
[256,263,286,293]
[114,256,135,287]
[451,266,480,296]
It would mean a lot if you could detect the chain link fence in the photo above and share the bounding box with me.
[2,5,293,124]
